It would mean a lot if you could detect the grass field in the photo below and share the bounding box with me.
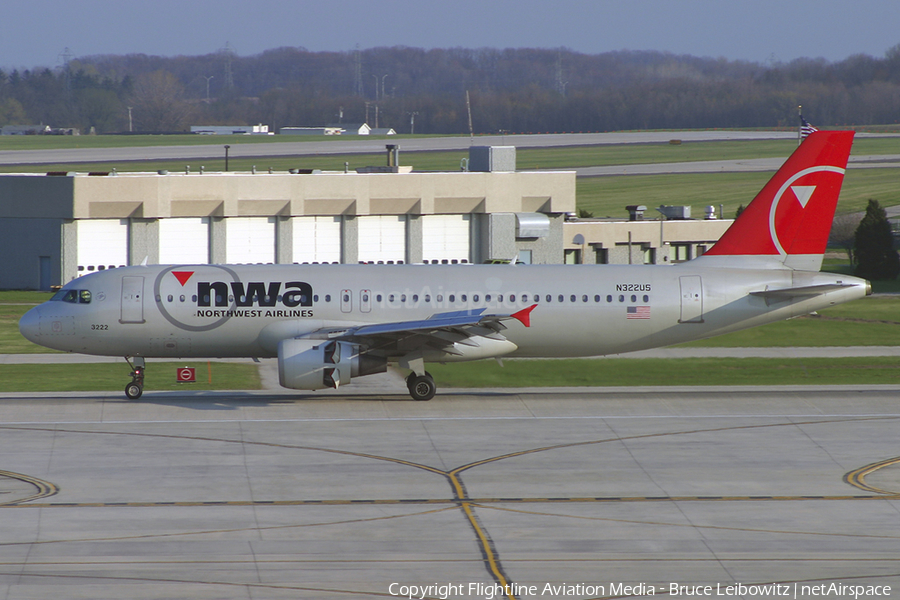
[427,356,900,388]
[578,166,900,219]
[0,362,261,393]
[0,355,895,392]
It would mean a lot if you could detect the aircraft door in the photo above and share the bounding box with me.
[340,289,352,313]
[120,276,145,324]
[360,289,372,313]
[679,275,703,323]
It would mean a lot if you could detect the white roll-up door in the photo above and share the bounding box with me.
[76,219,128,274]
[357,216,406,263]
[291,216,341,263]
[225,217,276,264]
[422,214,470,263]
[159,218,209,264]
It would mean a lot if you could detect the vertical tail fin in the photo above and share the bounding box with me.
[695,130,854,271]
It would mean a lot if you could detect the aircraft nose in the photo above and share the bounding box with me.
[18,305,41,344]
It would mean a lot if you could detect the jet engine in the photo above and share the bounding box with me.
[277,338,386,390]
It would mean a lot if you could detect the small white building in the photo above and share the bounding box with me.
[280,127,343,136]
[190,124,272,135]
[329,123,371,135]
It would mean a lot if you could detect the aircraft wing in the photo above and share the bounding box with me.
[302,304,536,357]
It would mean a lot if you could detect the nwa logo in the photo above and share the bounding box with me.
[768,165,846,256]
[155,267,314,332]
[196,281,313,307]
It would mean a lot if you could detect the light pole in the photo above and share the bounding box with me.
[203,75,214,103]
[224,145,230,172]
[409,111,418,135]
[381,74,388,100]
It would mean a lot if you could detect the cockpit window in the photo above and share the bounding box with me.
[51,289,91,304]
[51,289,78,303]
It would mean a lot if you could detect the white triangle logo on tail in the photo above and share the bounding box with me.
[791,185,816,208]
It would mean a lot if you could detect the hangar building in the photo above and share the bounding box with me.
[0,152,574,290]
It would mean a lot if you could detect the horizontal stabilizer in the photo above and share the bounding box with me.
[750,283,857,299]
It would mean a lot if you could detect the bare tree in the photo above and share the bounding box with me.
[829,212,861,266]
[130,70,193,132]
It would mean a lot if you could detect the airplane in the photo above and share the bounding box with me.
[19,130,869,401]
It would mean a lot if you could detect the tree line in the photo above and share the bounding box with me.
[1,45,899,134]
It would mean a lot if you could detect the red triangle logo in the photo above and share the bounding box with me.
[172,271,194,286]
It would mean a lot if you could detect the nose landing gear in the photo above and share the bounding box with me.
[124,356,145,399]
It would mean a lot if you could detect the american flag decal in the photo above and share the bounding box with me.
[627,306,651,319]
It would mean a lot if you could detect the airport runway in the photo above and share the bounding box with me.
[0,131,801,166]
[1,386,898,599]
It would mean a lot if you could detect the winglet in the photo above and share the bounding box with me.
[511,304,537,327]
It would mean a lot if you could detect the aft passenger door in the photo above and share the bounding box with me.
[679,275,703,323]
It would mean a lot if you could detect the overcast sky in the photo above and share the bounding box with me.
[2,0,898,70]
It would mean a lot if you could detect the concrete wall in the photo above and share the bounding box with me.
[48,170,576,220]
[0,218,64,289]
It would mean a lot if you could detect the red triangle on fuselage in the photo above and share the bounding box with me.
[172,271,194,286]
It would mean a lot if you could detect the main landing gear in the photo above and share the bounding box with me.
[406,371,436,401]
[124,356,145,399]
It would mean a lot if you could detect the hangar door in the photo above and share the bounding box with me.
[357,216,406,263]
[76,219,128,274]
[422,215,470,263]
[291,216,341,263]
[159,218,209,264]
[225,217,276,264]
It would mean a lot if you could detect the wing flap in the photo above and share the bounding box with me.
[299,305,536,360]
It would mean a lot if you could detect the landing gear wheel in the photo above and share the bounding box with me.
[407,374,436,401]
[124,356,145,400]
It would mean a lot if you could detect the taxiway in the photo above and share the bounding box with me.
[0,386,898,599]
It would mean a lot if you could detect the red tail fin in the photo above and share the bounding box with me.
[697,130,854,270]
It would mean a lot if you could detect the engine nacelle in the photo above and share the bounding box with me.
[277,338,386,390]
